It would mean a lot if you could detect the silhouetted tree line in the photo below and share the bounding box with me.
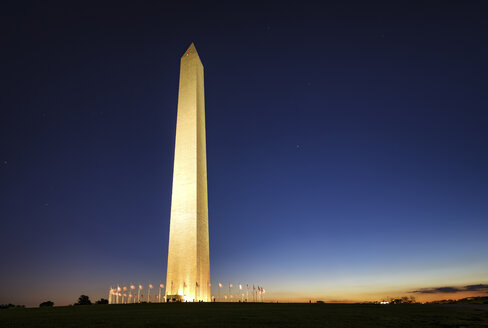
[74,295,108,305]
[426,296,488,304]
[0,304,25,309]
[75,295,92,305]
[2,296,108,309]
[390,296,417,304]
[361,296,418,304]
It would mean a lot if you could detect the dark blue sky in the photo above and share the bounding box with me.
[1,1,487,305]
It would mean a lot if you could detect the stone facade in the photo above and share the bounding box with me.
[165,44,211,302]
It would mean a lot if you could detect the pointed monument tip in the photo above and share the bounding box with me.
[182,43,198,58]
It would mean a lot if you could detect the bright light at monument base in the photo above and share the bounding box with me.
[183,296,194,302]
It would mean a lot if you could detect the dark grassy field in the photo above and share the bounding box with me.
[1,303,487,328]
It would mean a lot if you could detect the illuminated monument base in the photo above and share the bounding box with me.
[166,294,184,302]
[165,43,211,302]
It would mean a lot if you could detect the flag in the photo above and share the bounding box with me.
[239,284,242,290]
[149,284,153,289]
[253,285,255,290]
[196,282,199,287]
[123,286,127,291]
[262,289,266,294]
[184,282,187,288]
[139,285,143,290]
[160,283,164,288]
[130,285,135,290]
[218,282,223,288]
[229,283,233,288]
[117,286,121,291]
[247,284,249,289]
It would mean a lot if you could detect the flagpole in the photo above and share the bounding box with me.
[184,282,186,300]
[148,284,153,302]
[159,283,164,303]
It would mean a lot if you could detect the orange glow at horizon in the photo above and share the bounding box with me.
[263,291,486,303]
[257,276,488,304]
[263,289,488,303]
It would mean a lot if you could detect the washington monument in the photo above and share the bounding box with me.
[165,43,211,302]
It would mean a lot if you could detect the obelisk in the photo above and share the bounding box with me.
[165,43,210,302]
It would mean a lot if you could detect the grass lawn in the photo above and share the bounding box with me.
[0,303,487,328]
